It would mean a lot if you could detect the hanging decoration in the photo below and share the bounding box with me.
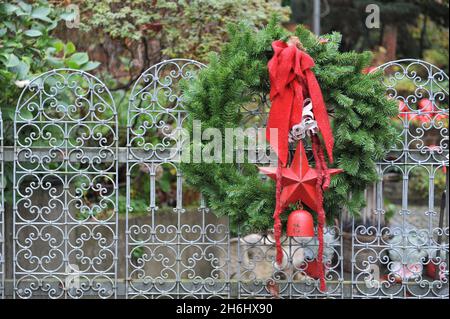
[261,35,341,291]
[180,21,399,292]
[260,140,342,290]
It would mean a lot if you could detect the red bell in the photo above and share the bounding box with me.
[287,210,314,237]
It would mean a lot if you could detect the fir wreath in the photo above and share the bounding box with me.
[180,20,398,233]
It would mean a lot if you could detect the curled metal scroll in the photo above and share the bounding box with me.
[13,69,118,299]
[352,59,449,299]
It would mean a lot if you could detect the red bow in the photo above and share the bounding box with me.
[266,39,334,166]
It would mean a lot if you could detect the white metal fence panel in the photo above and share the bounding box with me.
[351,59,449,299]
[12,69,119,299]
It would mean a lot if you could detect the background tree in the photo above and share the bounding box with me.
[287,0,449,71]
[55,0,291,90]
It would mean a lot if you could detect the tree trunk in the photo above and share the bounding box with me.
[382,24,398,61]
[419,16,428,58]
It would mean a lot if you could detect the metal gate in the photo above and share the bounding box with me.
[125,59,231,299]
[0,59,448,299]
[12,69,118,298]
[351,59,449,298]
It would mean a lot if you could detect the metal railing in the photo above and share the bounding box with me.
[0,59,448,299]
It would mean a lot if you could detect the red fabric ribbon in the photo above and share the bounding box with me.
[311,134,330,292]
[274,160,284,266]
[266,39,334,166]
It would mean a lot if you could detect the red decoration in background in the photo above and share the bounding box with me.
[426,262,446,281]
[398,99,447,123]
[398,101,412,121]
[417,98,447,122]
[362,66,377,74]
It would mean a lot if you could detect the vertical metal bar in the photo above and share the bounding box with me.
[125,104,133,298]
[114,108,119,299]
[12,96,17,299]
[176,183,181,298]
[237,225,242,299]
[226,213,231,298]
[350,211,355,299]
[339,212,344,299]
[445,166,449,275]
[0,111,3,299]
[312,0,321,35]
[176,168,183,297]
[436,166,449,278]
[125,162,130,299]
[63,119,68,299]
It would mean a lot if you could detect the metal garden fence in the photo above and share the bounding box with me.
[0,58,448,299]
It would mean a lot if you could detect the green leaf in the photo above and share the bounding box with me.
[0,28,6,37]
[46,56,64,68]
[67,52,89,67]
[10,60,30,79]
[5,54,20,68]
[17,1,32,14]
[65,42,76,55]
[81,61,100,71]
[0,3,19,15]
[3,21,16,32]
[24,29,43,37]
[6,107,16,120]
[31,6,52,22]
[47,20,58,31]
[65,60,80,69]
[19,108,33,120]
[158,177,171,193]
[53,40,65,53]
[60,11,76,21]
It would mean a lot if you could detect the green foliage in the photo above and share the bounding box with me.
[0,0,100,204]
[75,0,290,61]
[409,167,447,203]
[181,20,399,233]
[0,0,100,130]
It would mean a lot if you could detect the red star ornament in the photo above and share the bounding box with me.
[259,141,342,211]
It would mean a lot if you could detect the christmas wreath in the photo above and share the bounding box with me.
[181,20,398,234]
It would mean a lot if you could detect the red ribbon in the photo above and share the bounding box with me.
[274,160,284,266]
[266,40,334,166]
[311,134,329,292]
